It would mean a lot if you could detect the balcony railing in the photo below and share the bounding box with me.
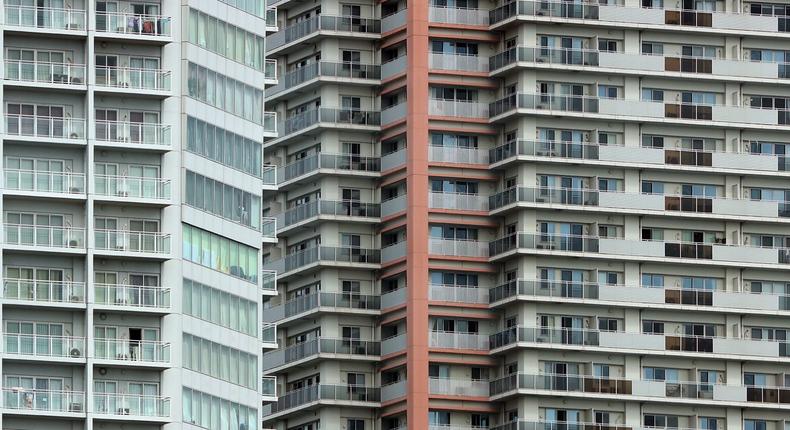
[262,217,277,240]
[263,291,380,323]
[4,169,85,195]
[275,200,380,229]
[95,120,171,146]
[94,175,171,201]
[429,377,489,397]
[262,384,380,416]
[262,270,277,293]
[429,284,489,304]
[492,421,632,430]
[264,112,278,134]
[262,164,277,187]
[93,338,170,364]
[4,60,86,85]
[4,224,85,249]
[429,5,489,26]
[94,230,170,254]
[262,376,277,398]
[95,12,171,37]
[267,62,381,97]
[94,284,170,309]
[429,238,489,257]
[429,192,488,211]
[3,278,85,304]
[263,246,380,274]
[95,66,171,91]
[4,5,85,31]
[278,108,381,138]
[429,99,489,118]
[267,15,381,51]
[262,323,277,345]
[3,333,85,358]
[429,53,489,72]
[93,393,170,418]
[262,337,380,370]
[5,114,85,140]
[429,330,489,350]
[3,389,85,413]
[278,153,381,183]
[429,145,489,165]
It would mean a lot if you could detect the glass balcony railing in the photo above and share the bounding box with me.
[261,270,277,292]
[263,246,381,275]
[3,388,85,413]
[93,393,170,418]
[94,230,170,254]
[263,291,381,323]
[3,333,85,359]
[3,278,86,304]
[94,175,171,201]
[262,217,277,239]
[278,108,381,138]
[95,66,171,91]
[278,153,380,183]
[4,60,86,85]
[94,120,171,146]
[491,421,632,430]
[267,62,380,97]
[4,5,85,30]
[262,337,381,370]
[262,323,277,344]
[4,169,85,195]
[267,15,381,51]
[5,114,85,140]
[275,200,380,229]
[262,164,277,186]
[262,376,277,398]
[93,338,170,364]
[4,224,85,249]
[262,384,379,416]
[95,12,171,37]
[94,284,171,309]
[429,330,489,350]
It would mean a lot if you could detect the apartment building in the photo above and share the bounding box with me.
[0,1,275,430]
[262,0,790,429]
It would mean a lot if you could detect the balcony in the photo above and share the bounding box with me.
[267,16,380,55]
[429,238,489,258]
[381,194,407,217]
[262,323,278,348]
[4,114,86,143]
[3,278,85,307]
[429,192,488,212]
[4,169,85,197]
[94,66,171,95]
[262,164,278,190]
[94,175,171,203]
[263,291,380,324]
[262,217,277,243]
[271,108,381,144]
[489,139,790,175]
[266,8,278,32]
[381,288,407,310]
[382,102,407,125]
[262,376,277,402]
[4,5,86,32]
[2,389,85,415]
[262,246,380,278]
[95,12,172,39]
[429,99,489,119]
[264,112,278,137]
[94,120,171,149]
[4,224,85,252]
[4,60,86,88]
[429,144,488,165]
[382,9,407,32]
[3,333,85,361]
[262,384,380,419]
[429,378,489,397]
[429,6,489,26]
[382,333,407,355]
[382,56,407,81]
[491,421,632,430]
[429,330,489,351]
[381,149,407,172]
[429,284,489,304]
[381,380,407,402]
[93,338,170,366]
[94,230,171,257]
[262,338,380,372]
[489,279,790,314]
[264,59,278,85]
[266,62,380,101]
[382,241,407,263]
[275,200,380,233]
[261,270,277,295]
[93,393,170,420]
[429,53,489,73]
[93,284,171,311]
[277,153,380,186]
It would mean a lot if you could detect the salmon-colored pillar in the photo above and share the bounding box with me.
[406,0,430,428]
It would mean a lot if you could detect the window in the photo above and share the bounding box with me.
[598,85,620,99]
[182,224,258,283]
[642,181,664,194]
[598,318,618,331]
[186,116,262,177]
[187,62,264,124]
[182,387,256,429]
[642,42,664,55]
[183,334,258,389]
[185,171,261,230]
[642,321,664,334]
[598,39,618,52]
[347,419,365,430]
[642,274,664,288]
[183,279,257,336]
[642,88,664,102]
[643,414,679,428]
[745,420,767,430]
[642,135,664,148]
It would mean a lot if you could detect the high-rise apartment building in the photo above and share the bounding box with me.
[0,1,276,429]
[262,0,790,430]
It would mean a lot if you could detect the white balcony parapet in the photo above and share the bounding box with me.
[3,333,85,359]
[3,223,85,249]
[4,5,86,31]
[95,11,171,37]
[4,60,86,85]
[4,114,85,140]
[429,53,489,73]
[3,278,86,304]
[4,169,85,195]
[94,66,171,91]
[94,120,171,146]
[94,230,170,254]
[92,393,170,418]
[94,284,170,309]
[94,175,171,201]
[429,145,489,165]
[2,388,85,413]
[93,338,170,364]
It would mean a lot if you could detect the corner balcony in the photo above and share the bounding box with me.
[488,326,790,362]
[263,246,381,280]
[3,278,85,308]
[264,59,278,86]
[274,200,380,234]
[429,238,489,258]
[489,93,790,130]
[429,6,489,26]
[4,114,86,144]
[429,330,489,351]
[262,323,278,349]
[381,194,407,218]
[95,12,172,41]
[266,16,380,56]
[267,108,381,147]
[277,153,380,188]
[261,270,278,296]
[429,378,489,398]
[262,164,278,190]
[2,389,85,417]
[428,144,489,166]
[4,60,86,89]
[93,338,170,368]
[489,279,790,315]
[92,393,170,421]
[262,376,277,402]
[93,230,171,259]
[3,224,85,254]
[488,139,790,176]
[429,284,489,305]
[382,241,407,264]
[262,384,380,421]
[429,98,489,120]
[4,5,86,34]
[266,8,278,33]
[381,380,407,402]
[262,218,278,243]
[266,62,381,102]
[429,192,488,212]
[429,53,489,73]
[94,66,171,95]
[487,0,790,36]
[382,333,407,356]
[94,175,171,204]
[4,169,85,199]
[262,291,380,325]
[262,338,381,373]
[3,333,85,363]
[94,120,171,150]
[381,148,406,172]
[93,284,171,313]
[382,9,407,32]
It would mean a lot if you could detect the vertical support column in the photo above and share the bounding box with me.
[405,0,430,428]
